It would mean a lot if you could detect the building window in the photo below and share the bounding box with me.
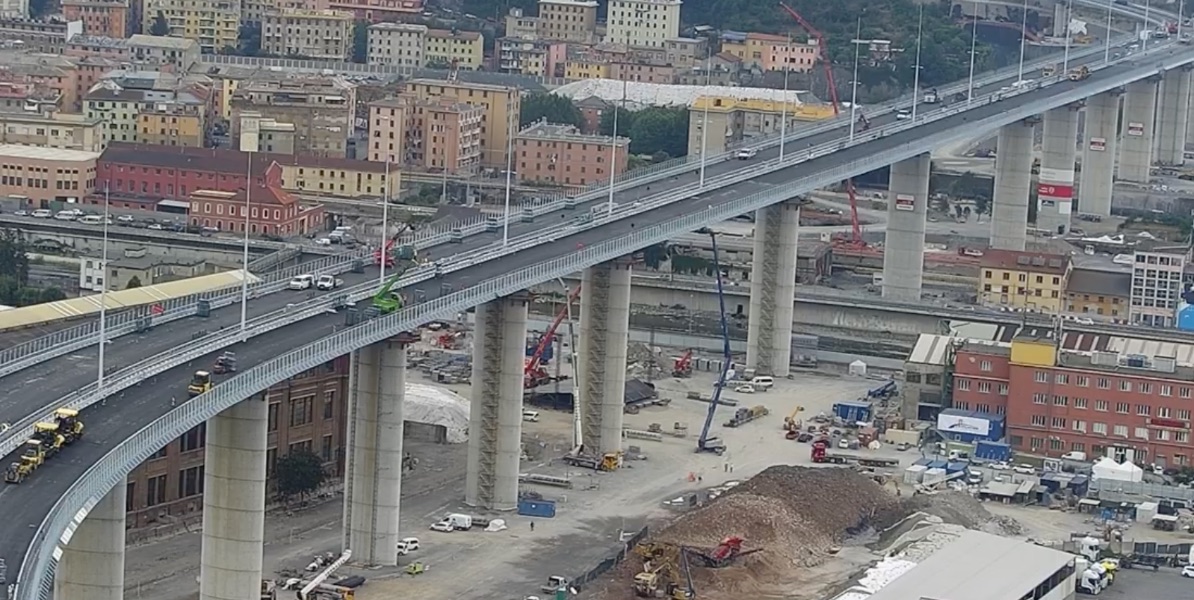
[956,379,970,391]
[268,402,279,432]
[1097,378,1110,389]
[1035,371,1048,383]
[1158,406,1171,418]
[1051,417,1066,428]
[1055,373,1068,385]
[1115,402,1130,414]
[1053,396,1068,406]
[1076,376,1089,387]
[1033,393,1047,405]
[998,383,1008,396]
[980,360,992,372]
[978,381,991,394]
[1119,380,1131,392]
[1095,400,1109,412]
[321,434,333,461]
[1092,422,1107,435]
[179,423,206,452]
[324,390,336,419]
[1031,415,1046,426]
[1182,387,1192,399]
[1137,404,1151,416]
[177,465,204,498]
[1135,427,1149,439]
[1113,424,1128,437]
[1072,420,1086,433]
[146,474,167,507]
[290,396,314,427]
[289,439,313,455]
[1074,398,1088,409]
[1178,409,1191,421]
[1139,382,1153,394]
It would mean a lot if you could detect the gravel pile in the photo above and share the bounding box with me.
[875,491,1024,538]
[656,466,896,568]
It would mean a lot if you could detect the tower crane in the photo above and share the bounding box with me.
[778,2,865,248]
[695,227,729,455]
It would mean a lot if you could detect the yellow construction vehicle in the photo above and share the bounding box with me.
[20,439,45,467]
[601,452,621,471]
[54,408,84,443]
[5,458,33,483]
[1042,64,1058,77]
[188,370,212,397]
[32,422,65,458]
[1068,66,1091,81]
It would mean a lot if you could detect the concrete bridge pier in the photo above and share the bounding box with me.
[578,260,632,455]
[1155,67,1193,166]
[991,119,1036,251]
[881,153,930,302]
[1037,104,1080,235]
[1119,78,1160,183]
[342,337,407,566]
[53,482,127,600]
[745,199,800,377]
[199,395,268,600]
[465,293,528,510]
[1079,91,1121,218]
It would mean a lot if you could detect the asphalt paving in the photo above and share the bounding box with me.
[0,36,1177,586]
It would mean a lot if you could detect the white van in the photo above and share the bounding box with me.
[395,537,420,555]
[288,274,315,290]
[750,376,775,391]
[522,410,540,422]
[31,209,51,218]
[78,215,105,225]
[53,210,77,221]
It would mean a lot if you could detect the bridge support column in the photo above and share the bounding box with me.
[745,199,799,377]
[1079,91,1121,219]
[881,153,930,302]
[342,337,406,566]
[578,260,632,455]
[1037,105,1079,235]
[466,294,528,510]
[991,119,1036,251]
[1155,68,1192,166]
[54,482,126,600]
[200,396,267,600]
[1119,78,1159,183]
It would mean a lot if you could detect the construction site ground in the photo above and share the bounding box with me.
[121,366,884,600]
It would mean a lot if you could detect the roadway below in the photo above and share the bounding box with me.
[0,34,1174,588]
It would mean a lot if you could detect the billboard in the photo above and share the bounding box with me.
[894,193,915,211]
[937,413,991,437]
[1089,137,1106,151]
[1127,122,1145,136]
[1037,183,1074,198]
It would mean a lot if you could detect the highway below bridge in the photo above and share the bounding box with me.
[5,28,1194,600]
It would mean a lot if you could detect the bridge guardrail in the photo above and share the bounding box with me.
[15,35,1189,600]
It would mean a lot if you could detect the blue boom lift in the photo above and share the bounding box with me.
[696,227,730,455]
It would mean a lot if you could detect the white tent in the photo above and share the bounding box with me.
[1091,457,1144,483]
[404,383,470,443]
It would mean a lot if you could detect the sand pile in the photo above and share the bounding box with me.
[656,466,897,569]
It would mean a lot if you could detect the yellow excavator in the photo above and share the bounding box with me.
[188,370,212,397]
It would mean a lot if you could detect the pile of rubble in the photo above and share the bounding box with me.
[878,491,1024,538]
[656,466,896,568]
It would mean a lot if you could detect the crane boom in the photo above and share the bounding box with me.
[696,228,730,455]
[525,285,583,376]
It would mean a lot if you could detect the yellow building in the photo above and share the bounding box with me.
[1063,267,1131,323]
[686,96,835,156]
[425,29,484,70]
[261,9,354,61]
[142,0,241,54]
[719,32,819,72]
[978,249,1071,314]
[137,101,205,147]
[0,111,105,152]
[405,79,519,168]
[264,153,400,199]
[564,59,609,80]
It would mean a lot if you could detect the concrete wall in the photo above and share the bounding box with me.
[22,231,254,269]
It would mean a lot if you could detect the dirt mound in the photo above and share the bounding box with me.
[874,491,1024,537]
[657,466,896,568]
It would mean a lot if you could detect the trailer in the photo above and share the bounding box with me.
[832,401,872,423]
[725,405,769,427]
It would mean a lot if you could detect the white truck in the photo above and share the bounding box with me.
[316,275,342,291]
[922,89,939,104]
[446,513,472,530]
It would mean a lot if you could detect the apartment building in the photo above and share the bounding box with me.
[0,145,98,203]
[240,111,298,154]
[664,37,708,69]
[405,79,519,168]
[1064,267,1131,323]
[97,143,284,200]
[720,31,819,72]
[0,18,69,53]
[608,61,675,84]
[504,6,539,38]
[498,36,566,77]
[0,111,105,152]
[408,99,482,174]
[327,0,423,21]
[367,96,411,164]
[978,249,1071,314]
[126,358,350,528]
[0,52,81,113]
[229,77,355,157]
[1130,249,1188,327]
[0,80,62,115]
[605,0,681,48]
[537,0,597,44]
[128,33,202,71]
[0,0,26,18]
[262,9,354,61]
[79,254,209,292]
[564,58,608,80]
[62,0,130,39]
[142,0,242,54]
[514,120,628,188]
[137,101,206,147]
[84,71,213,146]
[367,22,427,70]
[686,96,835,156]
[262,152,398,198]
[425,28,484,70]
[958,334,1194,467]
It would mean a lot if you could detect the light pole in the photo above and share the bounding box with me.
[779,33,791,161]
[848,17,862,142]
[1018,0,1028,82]
[97,183,111,389]
[1143,0,1151,51]
[967,2,978,105]
[1105,0,1113,63]
[380,155,391,285]
[1062,0,1073,71]
[502,105,514,246]
[238,149,252,340]
[607,78,627,216]
[911,4,924,121]
[698,48,712,187]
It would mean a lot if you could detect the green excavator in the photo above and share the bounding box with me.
[372,244,419,314]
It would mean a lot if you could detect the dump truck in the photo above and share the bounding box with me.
[54,408,83,444]
[724,405,769,427]
[1068,66,1090,81]
[188,370,212,397]
[561,451,619,471]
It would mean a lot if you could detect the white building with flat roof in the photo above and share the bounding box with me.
[605,0,681,48]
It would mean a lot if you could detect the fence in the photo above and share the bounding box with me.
[571,526,650,591]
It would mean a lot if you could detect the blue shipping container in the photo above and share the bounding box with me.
[832,401,872,423]
[974,440,1012,462]
[945,461,968,474]
[517,499,557,518]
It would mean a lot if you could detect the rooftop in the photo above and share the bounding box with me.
[553,78,812,110]
[427,28,482,41]
[127,34,198,51]
[369,22,428,32]
[539,0,598,6]
[865,530,1072,600]
[100,143,279,175]
[407,78,517,94]
[979,248,1070,276]
[0,144,98,162]
[517,120,627,146]
[258,152,388,174]
[270,8,354,18]
[191,184,297,206]
[1066,267,1131,298]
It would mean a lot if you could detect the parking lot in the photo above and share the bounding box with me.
[1102,567,1192,598]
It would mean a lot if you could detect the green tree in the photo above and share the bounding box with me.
[150,11,170,36]
[38,287,65,303]
[640,243,671,270]
[17,287,41,307]
[352,21,369,63]
[599,106,689,157]
[274,450,327,501]
[0,275,19,305]
[126,276,143,289]
[520,93,583,128]
[0,228,29,285]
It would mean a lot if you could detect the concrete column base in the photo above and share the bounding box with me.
[745,199,800,377]
[54,483,127,600]
[882,154,930,302]
[1119,79,1159,183]
[579,261,633,456]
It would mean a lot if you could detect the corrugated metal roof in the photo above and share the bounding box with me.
[907,334,954,366]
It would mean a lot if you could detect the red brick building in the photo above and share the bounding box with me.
[188,185,324,236]
[97,142,284,200]
[952,335,1194,468]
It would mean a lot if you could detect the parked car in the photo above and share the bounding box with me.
[429,520,454,533]
[733,384,756,394]
[116,214,135,223]
[1181,565,1194,578]
[288,274,315,290]
[1013,464,1036,475]
[31,209,52,218]
[395,537,420,555]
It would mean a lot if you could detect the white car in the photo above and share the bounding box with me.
[288,274,315,290]
[896,110,912,120]
[1013,464,1036,475]
[316,275,339,291]
[733,384,755,394]
[395,537,420,555]
[116,214,135,223]
[736,148,758,160]
[31,209,52,218]
[1181,565,1194,578]
[53,210,77,221]
[429,520,454,532]
[990,461,1011,471]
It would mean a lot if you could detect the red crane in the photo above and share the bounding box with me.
[778,2,865,248]
[373,223,414,268]
[524,284,582,389]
